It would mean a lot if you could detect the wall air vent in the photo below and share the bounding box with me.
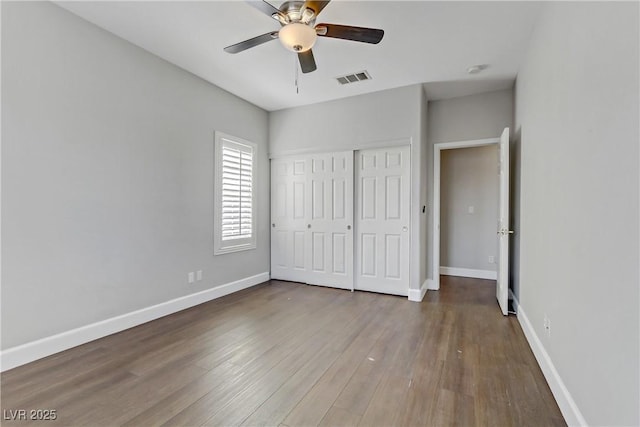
[335,71,371,85]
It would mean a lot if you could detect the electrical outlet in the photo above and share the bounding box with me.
[196,270,203,281]
[188,272,195,284]
[468,205,475,214]
[488,255,495,264]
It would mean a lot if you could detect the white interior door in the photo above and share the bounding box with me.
[305,151,354,290]
[497,127,510,315]
[355,146,411,296]
[270,156,308,283]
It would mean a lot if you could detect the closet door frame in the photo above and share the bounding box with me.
[269,138,413,295]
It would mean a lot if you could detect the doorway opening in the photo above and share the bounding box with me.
[432,128,510,315]
[440,145,498,279]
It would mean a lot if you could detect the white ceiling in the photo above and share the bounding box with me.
[57,1,543,111]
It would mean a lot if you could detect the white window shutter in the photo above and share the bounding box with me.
[214,132,257,255]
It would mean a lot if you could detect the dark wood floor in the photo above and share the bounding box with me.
[1,276,565,426]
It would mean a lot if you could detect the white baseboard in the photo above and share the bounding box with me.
[511,295,587,426]
[0,272,270,372]
[426,278,439,290]
[440,266,497,280]
[408,280,429,302]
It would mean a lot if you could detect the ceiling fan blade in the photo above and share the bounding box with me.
[316,24,384,44]
[224,31,279,54]
[246,1,284,19]
[303,1,331,16]
[298,50,317,74]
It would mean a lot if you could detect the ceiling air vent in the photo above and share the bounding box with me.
[336,71,371,85]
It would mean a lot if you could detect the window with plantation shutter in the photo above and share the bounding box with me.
[214,132,257,255]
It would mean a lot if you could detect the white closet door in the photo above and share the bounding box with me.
[270,156,308,283]
[355,146,411,296]
[305,151,354,290]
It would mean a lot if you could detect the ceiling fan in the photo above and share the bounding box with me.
[223,1,384,74]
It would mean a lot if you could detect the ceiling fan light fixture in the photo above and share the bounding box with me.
[279,23,317,52]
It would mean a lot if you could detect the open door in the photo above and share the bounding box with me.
[497,127,511,315]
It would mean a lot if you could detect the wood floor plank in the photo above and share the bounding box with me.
[59,361,208,426]
[159,288,368,426]
[226,342,340,426]
[357,372,412,426]
[318,406,362,427]
[191,288,344,371]
[397,366,444,426]
[329,298,420,417]
[1,279,566,427]
[280,297,395,426]
[120,362,244,427]
[160,323,333,427]
[0,347,113,407]
[207,294,382,426]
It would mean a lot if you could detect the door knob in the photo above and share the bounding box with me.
[307,224,311,229]
[402,226,408,232]
[347,225,351,230]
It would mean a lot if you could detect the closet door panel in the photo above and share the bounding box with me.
[355,146,410,296]
[305,151,354,289]
[270,156,308,283]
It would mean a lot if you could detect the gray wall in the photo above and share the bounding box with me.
[440,146,498,272]
[514,2,639,425]
[270,84,428,290]
[426,89,513,280]
[427,89,514,143]
[1,2,270,349]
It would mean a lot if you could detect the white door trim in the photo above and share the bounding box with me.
[432,137,500,291]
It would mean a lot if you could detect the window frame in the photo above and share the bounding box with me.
[214,131,257,255]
